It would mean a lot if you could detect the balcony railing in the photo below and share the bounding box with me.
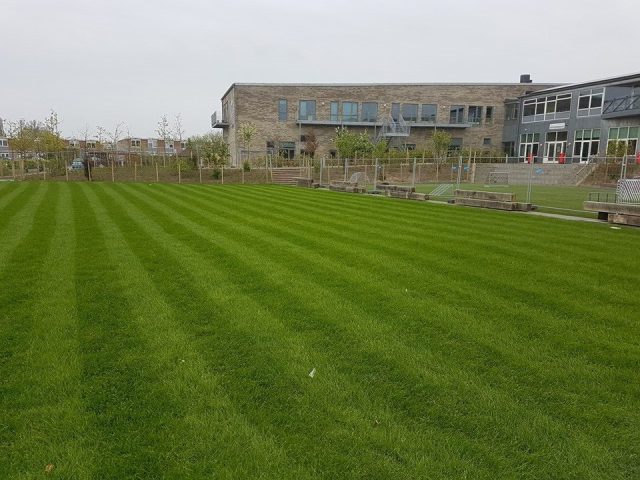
[603,94,640,115]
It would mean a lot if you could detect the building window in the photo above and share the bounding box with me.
[574,129,600,160]
[468,106,483,124]
[544,131,568,161]
[87,141,97,149]
[506,103,519,121]
[131,139,141,147]
[449,138,463,152]
[449,106,465,124]
[403,143,416,151]
[503,141,515,156]
[485,106,494,123]
[298,100,316,121]
[148,140,157,151]
[483,137,492,146]
[608,126,639,155]
[402,104,418,122]
[519,133,540,159]
[266,141,275,155]
[330,101,339,122]
[523,94,571,123]
[279,141,296,159]
[342,102,358,122]
[278,99,288,122]
[180,141,187,150]
[68,140,78,147]
[361,102,378,122]
[391,103,400,121]
[421,104,437,122]
[329,150,337,159]
[578,88,604,117]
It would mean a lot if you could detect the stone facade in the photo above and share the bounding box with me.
[215,82,557,165]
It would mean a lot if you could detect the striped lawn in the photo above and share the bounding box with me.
[0,182,638,479]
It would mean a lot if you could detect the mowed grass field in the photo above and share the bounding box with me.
[0,182,638,479]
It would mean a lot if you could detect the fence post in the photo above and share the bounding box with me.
[65,159,69,181]
[178,161,181,184]
[505,154,508,163]
[155,162,159,182]
[412,157,416,187]
[374,158,378,191]
[319,157,323,185]
[344,158,348,181]
[134,162,137,182]
[12,159,15,179]
[111,160,115,182]
[242,166,244,184]
[221,165,224,184]
[456,156,463,190]
[42,160,46,181]
[327,162,331,184]
[199,164,203,184]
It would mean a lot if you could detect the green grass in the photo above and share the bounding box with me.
[415,183,616,217]
[0,182,638,479]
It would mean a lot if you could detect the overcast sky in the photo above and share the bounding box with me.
[2,0,639,138]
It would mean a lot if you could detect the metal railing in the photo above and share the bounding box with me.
[588,191,617,203]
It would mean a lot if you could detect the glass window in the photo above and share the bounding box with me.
[330,101,339,121]
[483,137,492,146]
[506,103,519,120]
[449,105,464,124]
[556,94,571,112]
[421,104,437,122]
[523,101,535,117]
[361,102,378,122]
[391,103,400,121]
[298,100,316,121]
[279,141,296,159]
[449,138,463,152]
[609,128,619,140]
[468,106,483,124]
[342,102,358,122]
[402,103,418,122]
[485,106,494,123]
[578,88,604,116]
[278,99,287,122]
[403,143,416,151]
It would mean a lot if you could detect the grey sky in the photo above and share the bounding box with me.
[2,0,638,138]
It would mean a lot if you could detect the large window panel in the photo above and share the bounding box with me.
[402,103,418,122]
[342,102,358,122]
[449,105,465,124]
[468,106,483,124]
[298,100,316,121]
[278,99,287,122]
[361,102,378,122]
[421,104,437,122]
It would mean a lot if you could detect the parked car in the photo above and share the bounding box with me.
[69,159,84,171]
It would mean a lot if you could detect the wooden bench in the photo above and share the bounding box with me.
[453,190,532,211]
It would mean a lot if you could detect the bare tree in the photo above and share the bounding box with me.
[174,114,185,156]
[156,115,173,166]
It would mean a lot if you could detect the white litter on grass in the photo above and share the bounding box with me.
[308,368,316,378]
[610,226,622,230]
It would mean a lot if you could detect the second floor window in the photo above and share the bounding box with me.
[361,102,378,122]
[299,100,316,121]
[131,139,141,147]
[330,102,339,121]
[578,88,604,116]
[421,104,437,122]
[278,99,288,122]
[342,102,358,122]
[468,106,483,124]
[402,104,418,122]
[449,106,464,124]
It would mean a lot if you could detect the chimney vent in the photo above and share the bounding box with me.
[520,74,532,84]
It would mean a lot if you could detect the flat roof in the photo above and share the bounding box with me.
[221,82,558,100]
[521,72,640,97]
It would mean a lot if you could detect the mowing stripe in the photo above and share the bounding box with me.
[0,184,94,478]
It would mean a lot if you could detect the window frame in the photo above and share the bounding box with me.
[298,100,316,121]
[278,99,288,122]
[420,104,437,123]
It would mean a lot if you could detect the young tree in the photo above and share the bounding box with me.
[174,114,185,155]
[304,132,319,158]
[333,127,373,159]
[238,122,257,163]
[156,115,173,166]
[188,133,229,166]
[431,130,452,163]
